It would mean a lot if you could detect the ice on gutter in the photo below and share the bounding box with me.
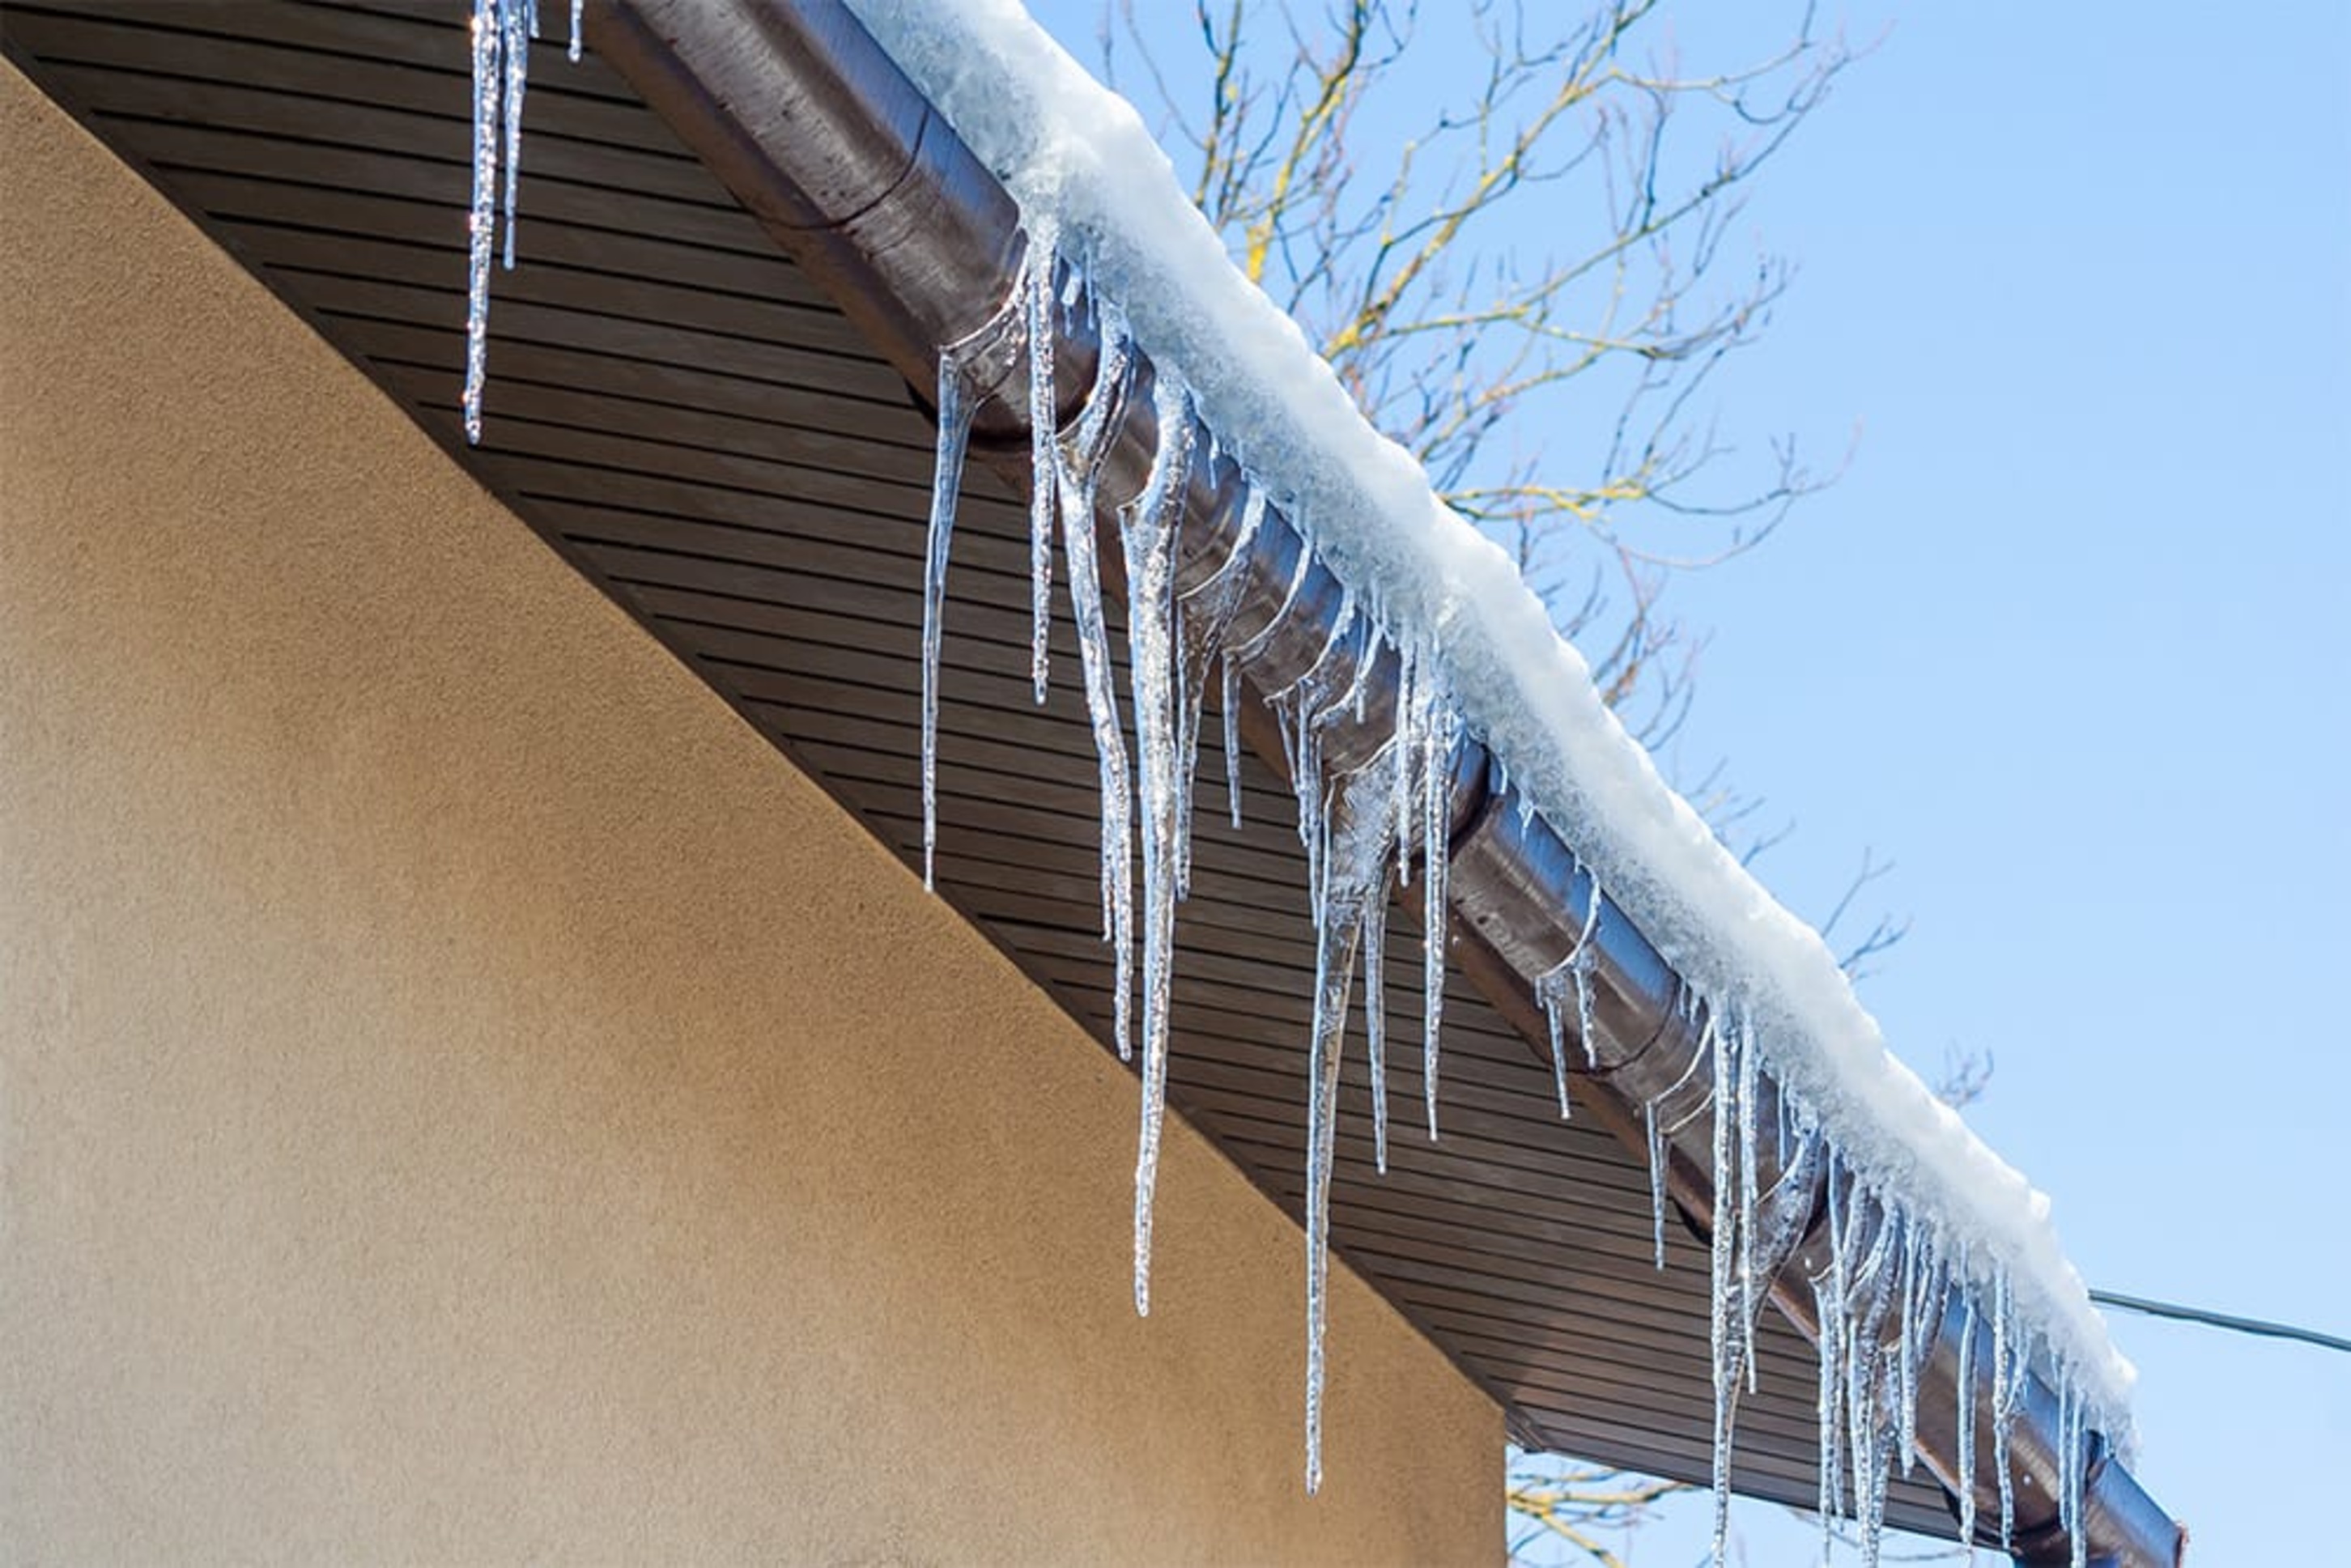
[840,0,2130,1428]
[458,1,2141,1557]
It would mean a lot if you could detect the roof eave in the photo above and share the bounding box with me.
[579,2,2181,1560]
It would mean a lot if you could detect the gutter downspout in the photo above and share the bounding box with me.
[580,4,2183,1561]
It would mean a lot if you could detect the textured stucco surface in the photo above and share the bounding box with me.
[0,62,1498,1566]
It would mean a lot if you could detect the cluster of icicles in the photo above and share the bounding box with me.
[459,14,2105,1564]
[921,223,1467,1502]
[917,233,2099,1566]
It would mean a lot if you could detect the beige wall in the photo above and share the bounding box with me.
[0,63,1496,1566]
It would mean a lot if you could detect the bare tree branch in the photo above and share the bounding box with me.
[1104,6,1891,1558]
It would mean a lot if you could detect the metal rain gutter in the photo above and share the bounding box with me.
[579,2,2183,1561]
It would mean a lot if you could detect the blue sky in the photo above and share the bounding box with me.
[1022,1,2349,1558]
[1652,4,2350,1558]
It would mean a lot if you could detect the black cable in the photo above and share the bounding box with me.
[2090,1289,2351,1356]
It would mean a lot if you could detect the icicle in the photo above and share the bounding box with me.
[499,0,534,273]
[1329,619,1380,733]
[1571,877,1604,1069]
[1736,1012,1762,1393]
[1532,959,1576,1119]
[1171,512,1259,902]
[1266,586,1357,707]
[1185,485,1267,834]
[1125,373,1196,1318]
[462,0,503,444]
[1707,1012,1738,1567]
[1733,1103,1821,1497]
[461,0,578,436]
[1299,752,1401,1494]
[1391,644,1418,888]
[1894,1222,1919,1477]
[1273,592,1357,933]
[2068,1378,2090,1568]
[1418,673,1456,1141]
[1170,599,1210,900]
[1956,1290,1980,1550]
[1056,303,1137,1060]
[1640,1028,1708,1271]
[2059,1377,2088,1568]
[1815,1153,1851,1546]
[1232,534,1314,671]
[1992,1266,2018,1550]
[1300,883,1355,1496]
[1748,1110,1822,1315]
[1022,221,1061,705]
[920,347,985,892]
[1844,1201,1901,1568]
[1221,655,1247,828]
[1645,1098,1672,1271]
[1860,1375,1894,1567]
[1364,862,1391,1173]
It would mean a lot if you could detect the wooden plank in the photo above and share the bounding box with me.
[223,227,878,365]
[200,181,826,307]
[37,57,721,206]
[4,6,672,150]
[303,277,915,415]
[152,157,775,260]
[465,412,944,521]
[9,2,642,104]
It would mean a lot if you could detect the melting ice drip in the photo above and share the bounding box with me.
[466,30,2107,1566]
[920,238,1465,1494]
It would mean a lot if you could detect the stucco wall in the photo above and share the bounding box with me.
[0,62,1497,1566]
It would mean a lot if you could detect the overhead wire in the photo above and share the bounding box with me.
[2090,1289,2351,1356]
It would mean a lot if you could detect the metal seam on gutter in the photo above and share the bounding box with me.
[578,3,2183,1562]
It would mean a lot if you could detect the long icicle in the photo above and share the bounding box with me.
[1708,1013,1739,1566]
[1364,869,1391,1173]
[1392,643,1418,889]
[1126,373,1196,1317]
[1056,303,1137,1058]
[499,0,534,272]
[1301,748,1399,1494]
[1222,652,1248,826]
[1956,1285,1980,1551]
[1418,667,1455,1140]
[462,0,504,444]
[1817,1151,1851,1552]
[1737,1009,1762,1395]
[1896,1223,1931,1478]
[1993,1265,2017,1549]
[1845,1198,1901,1568]
[1023,221,1061,703]
[920,349,983,892]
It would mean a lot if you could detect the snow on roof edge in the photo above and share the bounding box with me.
[842,0,2134,1430]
